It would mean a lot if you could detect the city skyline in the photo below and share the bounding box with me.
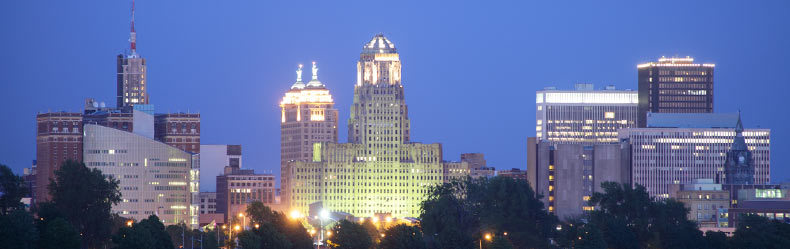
[1,1,789,184]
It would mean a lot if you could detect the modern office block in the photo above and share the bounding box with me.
[536,84,637,144]
[531,142,629,219]
[620,114,769,199]
[637,56,715,127]
[83,124,197,227]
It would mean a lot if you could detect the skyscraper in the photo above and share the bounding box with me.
[536,84,637,144]
[637,56,715,127]
[117,1,148,108]
[287,34,459,218]
[280,63,338,207]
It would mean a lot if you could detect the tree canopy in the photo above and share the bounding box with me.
[48,160,122,249]
[380,224,426,249]
[420,176,556,249]
[328,219,373,249]
[113,215,174,249]
[0,164,27,215]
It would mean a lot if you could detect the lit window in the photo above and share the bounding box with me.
[604,112,615,119]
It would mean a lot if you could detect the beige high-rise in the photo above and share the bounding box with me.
[280,62,338,208]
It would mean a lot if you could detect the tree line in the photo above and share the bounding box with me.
[3,161,790,248]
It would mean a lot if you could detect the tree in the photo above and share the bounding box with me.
[420,180,478,249]
[328,219,373,249]
[113,215,174,249]
[556,221,606,249]
[704,231,728,249]
[380,224,426,249]
[256,222,292,249]
[0,164,27,215]
[244,201,311,249]
[488,236,514,249]
[49,160,121,248]
[0,209,38,249]
[587,182,706,249]
[40,217,80,249]
[420,176,556,249]
[237,230,262,249]
[730,214,790,249]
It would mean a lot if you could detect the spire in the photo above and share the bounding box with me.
[290,64,305,90]
[129,0,137,55]
[306,61,324,88]
[735,110,744,133]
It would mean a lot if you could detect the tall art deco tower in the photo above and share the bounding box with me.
[287,34,446,218]
[280,63,338,207]
[116,0,148,108]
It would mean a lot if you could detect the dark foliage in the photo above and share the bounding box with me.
[328,219,373,249]
[380,224,426,249]
[49,160,121,248]
[0,164,27,215]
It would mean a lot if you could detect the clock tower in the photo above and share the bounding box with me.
[724,113,754,184]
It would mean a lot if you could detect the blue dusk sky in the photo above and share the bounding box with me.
[1,1,789,184]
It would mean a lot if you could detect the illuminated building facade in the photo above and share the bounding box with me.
[117,1,148,108]
[531,143,628,219]
[287,34,458,218]
[536,84,637,144]
[280,62,338,207]
[620,114,770,199]
[637,56,715,127]
[83,124,198,227]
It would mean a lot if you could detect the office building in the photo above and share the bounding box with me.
[620,113,770,199]
[216,166,276,220]
[83,124,198,227]
[530,143,628,219]
[34,112,83,203]
[200,145,242,192]
[536,84,637,144]
[637,56,715,127]
[670,179,730,228]
[280,63,338,208]
[117,2,148,108]
[443,153,494,182]
[287,34,470,218]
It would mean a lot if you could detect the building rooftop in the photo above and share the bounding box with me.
[362,33,396,54]
[647,112,738,128]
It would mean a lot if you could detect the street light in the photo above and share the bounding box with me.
[234,225,241,231]
[254,224,260,229]
[290,210,304,220]
[126,220,133,227]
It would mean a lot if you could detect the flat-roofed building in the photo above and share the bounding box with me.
[620,114,769,199]
[531,143,629,219]
[216,166,276,220]
[670,179,730,228]
[536,84,637,144]
[637,56,715,127]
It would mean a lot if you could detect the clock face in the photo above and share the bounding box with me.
[739,155,745,164]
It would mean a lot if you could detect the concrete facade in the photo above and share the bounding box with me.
[533,143,628,219]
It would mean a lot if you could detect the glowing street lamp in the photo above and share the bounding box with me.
[126,220,133,227]
[234,225,241,231]
[254,224,260,229]
[484,233,492,241]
